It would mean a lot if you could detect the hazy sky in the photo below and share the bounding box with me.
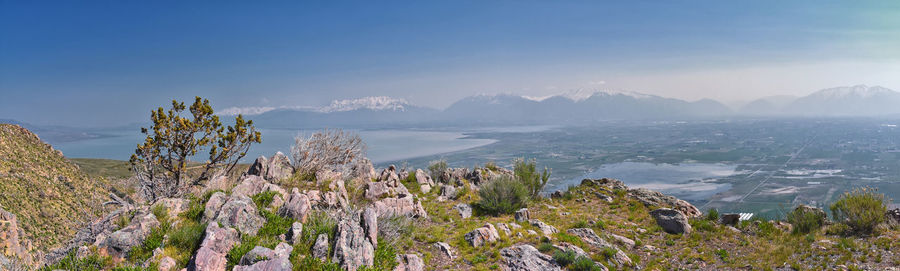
[2,1,900,126]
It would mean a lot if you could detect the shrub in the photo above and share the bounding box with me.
[825,223,852,236]
[131,97,261,201]
[513,158,551,200]
[715,249,728,262]
[571,220,589,229]
[706,208,719,221]
[537,242,556,253]
[291,129,366,176]
[167,221,207,267]
[552,250,577,267]
[428,159,448,182]
[40,251,111,271]
[475,176,529,216]
[252,191,278,210]
[294,256,342,271]
[569,256,603,271]
[830,187,887,234]
[786,206,826,235]
[484,161,499,171]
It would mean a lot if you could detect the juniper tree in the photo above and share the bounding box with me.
[130,97,261,201]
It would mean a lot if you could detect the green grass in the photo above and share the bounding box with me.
[70,158,133,180]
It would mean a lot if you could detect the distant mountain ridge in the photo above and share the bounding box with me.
[741,85,900,117]
[233,85,900,129]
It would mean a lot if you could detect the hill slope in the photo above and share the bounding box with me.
[0,124,110,252]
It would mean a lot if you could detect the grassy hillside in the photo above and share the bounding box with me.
[0,124,110,251]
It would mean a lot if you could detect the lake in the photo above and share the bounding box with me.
[554,162,737,201]
[52,128,496,164]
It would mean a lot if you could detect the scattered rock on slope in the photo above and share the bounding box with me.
[465,224,500,247]
[650,208,692,234]
[500,244,561,271]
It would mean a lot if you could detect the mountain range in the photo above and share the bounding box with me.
[235,85,900,128]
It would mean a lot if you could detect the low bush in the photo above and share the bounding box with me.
[252,191,279,210]
[569,256,603,271]
[166,220,207,267]
[552,250,577,267]
[706,208,719,221]
[830,187,887,234]
[513,158,551,200]
[428,159,448,182]
[475,176,529,216]
[786,206,826,235]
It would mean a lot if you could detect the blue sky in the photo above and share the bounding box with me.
[2,1,899,126]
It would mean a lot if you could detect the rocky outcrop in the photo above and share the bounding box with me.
[191,223,239,271]
[101,212,160,258]
[371,194,427,218]
[529,219,559,236]
[364,179,410,200]
[394,254,424,271]
[248,152,294,182]
[349,158,377,181]
[378,165,401,184]
[628,188,702,218]
[332,211,376,271]
[233,243,293,271]
[650,208,692,234]
[0,208,34,267]
[464,224,499,248]
[279,189,311,222]
[566,228,632,267]
[231,175,288,200]
[499,245,561,271]
[437,185,458,201]
[362,207,378,247]
[414,169,435,193]
[454,203,472,219]
[312,234,330,261]
[433,242,454,259]
[211,196,266,235]
[515,208,529,222]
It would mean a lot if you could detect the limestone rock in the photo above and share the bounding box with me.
[203,192,228,223]
[265,152,294,181]
[515,208,529,222]
[362,207,378,247]
[529,219,559,236]
[464,224,499,248]
[454,203,472,219]
[414,169,434,193]
[393,254,424,271]
[158,256,176,271]
[496,223,512,236]
[438,184,458,201]
[609,233,635,248]
[378,165,400,184]
[629,188,702,218]
[214,196,266,235]
[499,245,561,271]
[433,242,454,259]
[332,211,375,271]
[152,198,191,218]
[371,194,427,218]
[101,212,160,258]
[552,242,589,258]
[364,180,410,200]
[279,189,311,222]
[0,208,34,267]
[288,222,303,245]
[650,208,692,234]
[233,243,293,271]
[566,228,632,267]
[312,234,330,260]
[247,155,269,177]
[191,223,239,271]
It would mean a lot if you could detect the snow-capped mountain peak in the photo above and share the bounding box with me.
[321,96,410,112]
[810,85,895,100]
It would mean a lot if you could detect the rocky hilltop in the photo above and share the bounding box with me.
[0,124,115,267]
[1,126,899,271]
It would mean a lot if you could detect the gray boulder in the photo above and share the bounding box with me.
[566,228,632,267]
[233,242,293,271]
[371,194,428,218]
[364,180,410,200]
[192,223,239,271]
[247,155,269,177]
[464,224,499,248]
[433,242,454,259]
[650,208,692,234]
[499,245,561,271]
[629,188,702,218]
[214,196,266,235]
[265,152,294,181]
[529,219,559,236]
[278,189,311,222]
[515,208,529,222]
[288,222,303,245]
[438,184,458,201]
[332,211,375,271]
[394,254,424,271]
[101,212,160,258]
[414,169,434,193]
[454,203,472,219]
[312,234,330,261]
